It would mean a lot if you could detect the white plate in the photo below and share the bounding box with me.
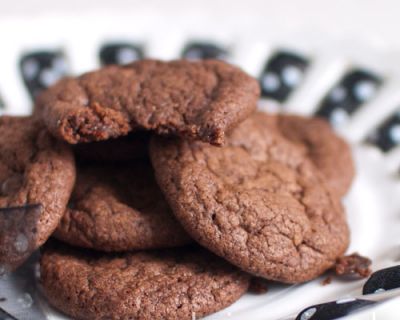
[0,4,400,319]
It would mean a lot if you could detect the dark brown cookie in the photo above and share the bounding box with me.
[35,59,259,146]
[150,112,350,283]
[54,160,191,251]
[275,114,355,197]
[74,131,150,163]
[0,116,75,272]
[40,242,250,320]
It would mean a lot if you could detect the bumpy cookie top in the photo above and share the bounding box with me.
[150,112,349,283]
[54,161,191,251]
[0,116,75,271]
[275,114,355,197]
[41,243,250,320]
[35,59,260,146]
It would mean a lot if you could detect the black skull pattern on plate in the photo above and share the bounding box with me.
[0,307,17,320]
[366,109,400,152]
[259,50,309,101]
[19,50,68,99]
[363,265,400,294]
[315,69,382,126]
[0,205,43,274]
[295,299,376,320]
[182,42,228,60]
[99,42,144,66]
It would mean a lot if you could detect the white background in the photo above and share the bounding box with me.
[1,0,400,49]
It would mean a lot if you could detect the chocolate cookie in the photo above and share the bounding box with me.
[35,59,259,146]
[40,242,250,320]
[0,116,75,272]
[150,112,350,283]
[275,114,354,197]
[54,160,191,251]
[74,131,150,163]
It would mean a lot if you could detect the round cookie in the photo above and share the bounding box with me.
[74,131,150,163]
[40,242,250,320]
[35,59,260,146]
[275,114,355,197]
[54,160,191,251]
[150,112,350,284]
[0,116,75,272]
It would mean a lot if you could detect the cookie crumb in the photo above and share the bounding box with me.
[335,253,372,278]
[0,297,6,302]
[249,277,269,294]
[321,276,332,286]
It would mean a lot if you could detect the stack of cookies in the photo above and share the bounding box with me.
[0,59,355,320]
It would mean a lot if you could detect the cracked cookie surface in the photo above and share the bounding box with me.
[0,116,75,271]
[150,112,349,283]
[54,160,191,251]
[35,59,259,146]
[40,242,250,320]
[275,114,354,197]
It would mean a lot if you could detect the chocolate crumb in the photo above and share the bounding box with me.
[0,297,6,302]
[249,277,269,294]
[335,253,372,278]
[321,276,332,286]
